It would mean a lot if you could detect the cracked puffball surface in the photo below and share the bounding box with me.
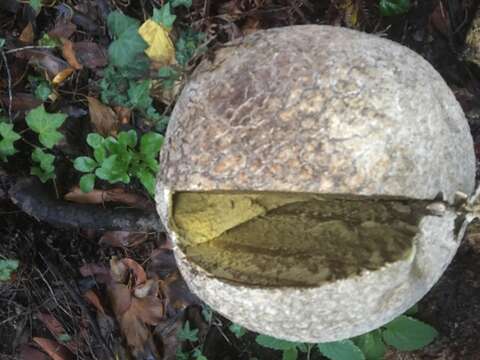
[155,25,476,342]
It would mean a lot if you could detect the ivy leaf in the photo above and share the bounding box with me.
[0,122,21,161]
[0,259,19,282]
[317,340,365,360]
[171,0,192,8]
[153,3,176,30]
[140,132,164,158]
[354,331,386,360]
[255,335,298,351]
[107,10,140,38]
[79,174,95,193]
[228,323,246,338]
[108,27,147,68]
[31,148,56,183]
[178,321,199,342]
[176,29,205,66]
[26,105,66,149]
[379,0,410,16]
[128,80,152,110]
[34,82,52,101]
[74,156,97,173]
[29,0,42,13]
[283,347,298,360]
[382,315,438,351]
[158,66,181,88]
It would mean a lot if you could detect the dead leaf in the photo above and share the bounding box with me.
[83,290,106,314]
[99,231,148,248]
[110,256,128,283]
[64,187,105,204]
[48,22,77,39]
[0,93,42,112]
[32,337,72,360]
[18,344,49,360]
[25,51,70,78]
[109,282,133,316]
[19,23,34,44]
[138,20,175,66]
[132,295,164,325]
[73,42,108,69]
[122,258,147,285]
[87,97,118,136]
[154,317,183,360]
[61,39,83,70]
[134,278,159,299]
[52,67,75,86]
[160,271,200,313]
[113,106,132,124]
[37,313,80,353]
[148,248,177,279]
[79,263,111,284]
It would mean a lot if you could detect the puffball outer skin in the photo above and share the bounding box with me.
[155,25,475,342]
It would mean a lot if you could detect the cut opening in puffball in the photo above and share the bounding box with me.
[171,192,431,287]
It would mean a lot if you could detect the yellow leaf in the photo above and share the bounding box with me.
[138,20,175,66]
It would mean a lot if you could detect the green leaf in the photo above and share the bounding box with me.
[108,27,147,68]
[58,333,72,343]
[128,80,152,110]
[140,132,164,157]
[74,156,97,173]
[176,29,205,66]
[228,323,246,338]
[154,115,170,134]
[171,0,192,8]
[29,0,42,13]
[34,82,52,101]
[87,133,104,149]
[0,38,5,49]
[107,10,140,38]
[317,340,365,360]
[282,347,298,360]
[0,122,21,161]
[38,34,60,47]
[354,331,386,360]
[379,0,410,16]
[153,3,176,29]
[94,147,106,163]
[158,66,180,88]
[26,105,66,149]
[193,348,207,360]
[136,168,156,196]
[31,148,56,183]
[118,130,138,148]
[382,315,438,351]
[405,304,419,316]
[255,335,297,351]
[0,259,19,282]
[178,321,199,342]
[79,174,95,193]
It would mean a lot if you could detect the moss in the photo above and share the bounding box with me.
[172,192,429,287]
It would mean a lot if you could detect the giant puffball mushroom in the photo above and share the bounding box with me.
[155,25,477,342]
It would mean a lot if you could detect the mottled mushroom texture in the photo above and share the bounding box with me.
[171,192,430,287]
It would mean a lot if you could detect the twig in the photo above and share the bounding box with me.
[5,45,56,54]
[0,50,13,121]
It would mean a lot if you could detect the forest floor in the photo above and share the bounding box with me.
[1,0,480,359]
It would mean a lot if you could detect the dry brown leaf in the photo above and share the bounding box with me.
[154,317,183,360]
[26,51,70,78]
[87,96,118,136]
[64,187,105,204]
[37,313,67,339]
[134,278,159,299]
[73,42,108,69]
[79,263,111,284]
[83,290,106,315]
[118,306,151,356]
[104,189,153,210]
[19,23,34,44]
[122,258,147,285]
[114,106,132,124]
[61,39,83,70]
[109,282,133,316]
[149,248,177,279]
[32,337,72,360]
[18,344,49,360]
[0,93,42,112]
[52,67,75,86]
[99,231,148,248]
[49,22,77,39]
[110,257,128,283]
[160,271,200,312]
[132,296,164,325]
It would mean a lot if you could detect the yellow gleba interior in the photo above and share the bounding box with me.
[170,192,428,287]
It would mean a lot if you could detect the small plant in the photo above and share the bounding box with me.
[379,0,410,16]
[73,130,163,196]
[251,307,437,360]
[176,321,208,360]
[0,259,19,282]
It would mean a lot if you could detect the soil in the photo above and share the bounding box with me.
[1,0,480,359]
